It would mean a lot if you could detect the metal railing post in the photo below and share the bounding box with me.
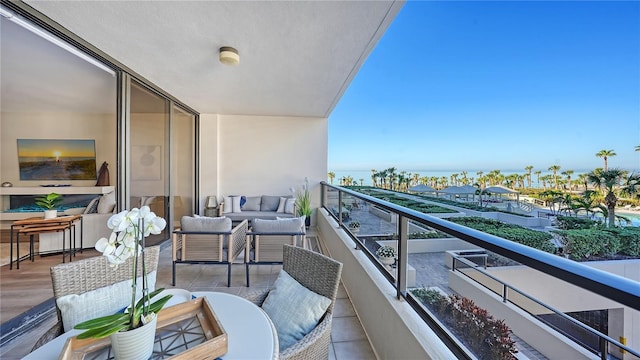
[338,191,343,228]
[397,216,408,299]
[503,285,508,303]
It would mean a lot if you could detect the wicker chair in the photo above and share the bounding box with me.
[31,245,160,351]
[245,244,343,360]
[245,217,306,286]
[172,217,248,287]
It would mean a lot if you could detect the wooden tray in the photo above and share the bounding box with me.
[59,297,228,359]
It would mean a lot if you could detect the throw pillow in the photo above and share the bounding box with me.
[284,198,296,214]
[57,271,157,332]
[240,196,247,208]
[243,196,261,211]
[276,197,287,213]
[232,196,242,213]
[260,195,281,211]
[262,270,331,352]
[223,196,233,214]
[97,191,116,214]
[83,197,100,214]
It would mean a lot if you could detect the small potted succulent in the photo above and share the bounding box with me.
[376,245,397,266]
[348,221,360,234]
[35,192,63,219]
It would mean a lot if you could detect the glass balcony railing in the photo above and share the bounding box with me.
[321,182,640,360]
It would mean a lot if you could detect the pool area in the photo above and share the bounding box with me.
[617,211,640,227]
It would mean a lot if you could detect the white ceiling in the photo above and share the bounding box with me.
[3,1,403,117]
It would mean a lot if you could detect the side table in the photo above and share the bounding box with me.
[10,215,82,269]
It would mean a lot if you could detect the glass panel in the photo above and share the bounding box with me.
[171,105,195,226]
[130,81,169,245]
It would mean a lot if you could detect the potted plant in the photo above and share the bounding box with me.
[348,221,360,234]
[376,245,397,266]
[35,192,63,219]
[292,177,312,227]
[73,206,172,360]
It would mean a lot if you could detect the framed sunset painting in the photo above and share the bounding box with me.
[17,139,97,180]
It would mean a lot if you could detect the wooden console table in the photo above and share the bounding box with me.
[10,215,82,270]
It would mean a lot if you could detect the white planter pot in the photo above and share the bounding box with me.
[378,256,395,266]
[43,210,57,219]
[110,314,157,360]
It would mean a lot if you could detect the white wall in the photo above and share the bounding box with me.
[198,114,327,220]
[0,112,116,186]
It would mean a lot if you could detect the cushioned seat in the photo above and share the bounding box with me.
[245,217,306,286]
[31,246,160,351]
[172,216,248,287]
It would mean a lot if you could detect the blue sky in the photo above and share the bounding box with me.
[328,1,640,174]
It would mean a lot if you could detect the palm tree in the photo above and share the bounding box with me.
[577,173,589,192]
[370,169,377,187]
[539,189,563,215]
[636,145,640,152]
[561,170,574,191]
[359,178,364,186]
[595,149,616,171]
[620,172,640,201]
[534,170,542,188]
[573,190,598,218]
[548,165,561,189]
[524,165,534,188]
[328,172,335,185]
[587,168,626,227]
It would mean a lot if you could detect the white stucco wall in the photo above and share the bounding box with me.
[198,113,327,221]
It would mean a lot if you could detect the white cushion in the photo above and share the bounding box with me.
[222,196,233,214]
[276,197,287,213]
[261,270,331,352]
[284,198,295,214]
[57,271,157,332]
[232,196,242,213]
[97,191,116,214]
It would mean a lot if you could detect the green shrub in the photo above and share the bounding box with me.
[602,227,640,257]
[555,216,597,230]
[449,217,555,253]
[554,229,622,260]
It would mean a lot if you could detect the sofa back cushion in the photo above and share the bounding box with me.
[252,217,304,233]
[260,195,282,211]
[181,216,232,232]
[243,196,262,211]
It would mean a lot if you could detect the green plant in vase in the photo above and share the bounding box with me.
[291,177,312,225]
[35,193,63,219]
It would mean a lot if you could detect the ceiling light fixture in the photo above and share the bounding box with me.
[0,6,115,76]
[219,46,239,66]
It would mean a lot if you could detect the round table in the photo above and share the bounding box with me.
[24,291,278,360]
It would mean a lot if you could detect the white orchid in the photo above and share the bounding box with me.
[95,206,166,266]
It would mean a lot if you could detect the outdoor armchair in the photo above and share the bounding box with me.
[31,246,160,350]
[245,217,306,286]
[244,244,343,360]
[172,216,248,287]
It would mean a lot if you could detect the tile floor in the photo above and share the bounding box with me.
[0,233,378,360]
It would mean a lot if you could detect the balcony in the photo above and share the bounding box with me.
[319,183,640,360]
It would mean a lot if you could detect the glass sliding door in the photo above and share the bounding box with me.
[130,80,169,245]
[171,105,196,227]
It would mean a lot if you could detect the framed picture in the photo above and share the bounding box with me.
[17,139,97,180]
[206,196,218,208]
